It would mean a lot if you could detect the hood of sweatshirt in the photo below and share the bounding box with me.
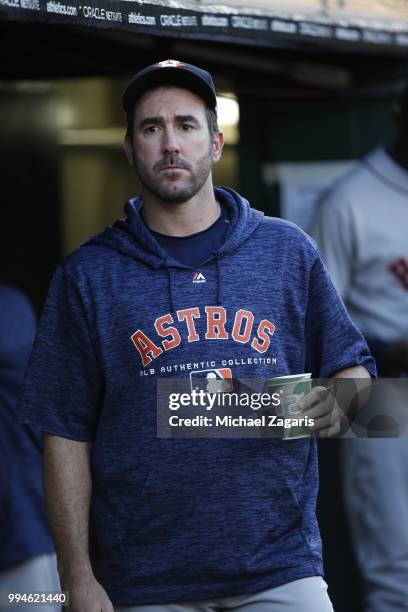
[84,187,263,267]
[83,187,264,310]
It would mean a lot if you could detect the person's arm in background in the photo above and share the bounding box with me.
[312,193,408,376]
[43,434,113,612]
[310,191,355,301]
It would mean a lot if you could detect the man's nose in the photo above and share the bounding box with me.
[162,127,181,155]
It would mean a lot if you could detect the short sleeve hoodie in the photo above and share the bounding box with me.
[17,188,375,605]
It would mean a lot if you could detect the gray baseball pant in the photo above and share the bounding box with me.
[115,576,334,611]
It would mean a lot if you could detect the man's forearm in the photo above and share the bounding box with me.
[332,364,372,421]
[332,364,371,380]
[43,434,94,583]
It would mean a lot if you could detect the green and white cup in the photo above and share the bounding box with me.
[267,373,312,440]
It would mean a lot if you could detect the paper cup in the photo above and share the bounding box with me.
[267,373,312,440]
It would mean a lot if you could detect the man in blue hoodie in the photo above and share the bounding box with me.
[0,286,60,612]
[17,61,375,611]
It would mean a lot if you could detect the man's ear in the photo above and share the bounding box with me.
[212,131,224,163]
[123,134,134,165]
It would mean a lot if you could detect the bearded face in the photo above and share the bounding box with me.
[126,86,221,204]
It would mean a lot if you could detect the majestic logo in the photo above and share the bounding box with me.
[192,272,206,284]
[130,306,276,367]
[154,60,186,69]
[190,368,233,393]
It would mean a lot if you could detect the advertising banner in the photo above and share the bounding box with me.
[1,0,408,53]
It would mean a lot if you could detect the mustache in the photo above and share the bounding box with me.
[154,156,192,173]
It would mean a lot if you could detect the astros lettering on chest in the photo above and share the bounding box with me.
[130,305,276,366]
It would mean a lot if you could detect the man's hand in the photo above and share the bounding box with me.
[303,365,372,437]
[303,386,347,438]
[63,570,114,612]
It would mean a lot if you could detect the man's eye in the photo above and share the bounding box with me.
[145,126,160,134]
[181,124,194,131]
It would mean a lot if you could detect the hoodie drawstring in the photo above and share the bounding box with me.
[166,266,176,313]
[215,253,222,306]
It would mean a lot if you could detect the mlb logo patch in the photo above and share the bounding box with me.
[190,368,233,393]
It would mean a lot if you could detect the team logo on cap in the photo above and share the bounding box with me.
[154,60,186,69]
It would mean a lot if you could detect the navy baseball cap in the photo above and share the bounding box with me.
[122,59,217,114]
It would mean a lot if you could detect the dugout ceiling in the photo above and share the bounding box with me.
[1,0,408,94]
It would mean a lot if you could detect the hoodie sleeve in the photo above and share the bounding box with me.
[304,248,376,378]
[16,265,103,442]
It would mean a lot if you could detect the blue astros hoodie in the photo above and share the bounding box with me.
[18,188,375,604]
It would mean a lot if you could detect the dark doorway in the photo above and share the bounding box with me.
[0,87,61,313]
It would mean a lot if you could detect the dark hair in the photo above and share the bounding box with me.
[126,99,219,140]
[205,108,219,135]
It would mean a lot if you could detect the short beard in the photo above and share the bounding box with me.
[132,146,214,204]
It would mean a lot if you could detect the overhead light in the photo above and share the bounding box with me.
[217,95,239,127]
[216,95,239,145]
